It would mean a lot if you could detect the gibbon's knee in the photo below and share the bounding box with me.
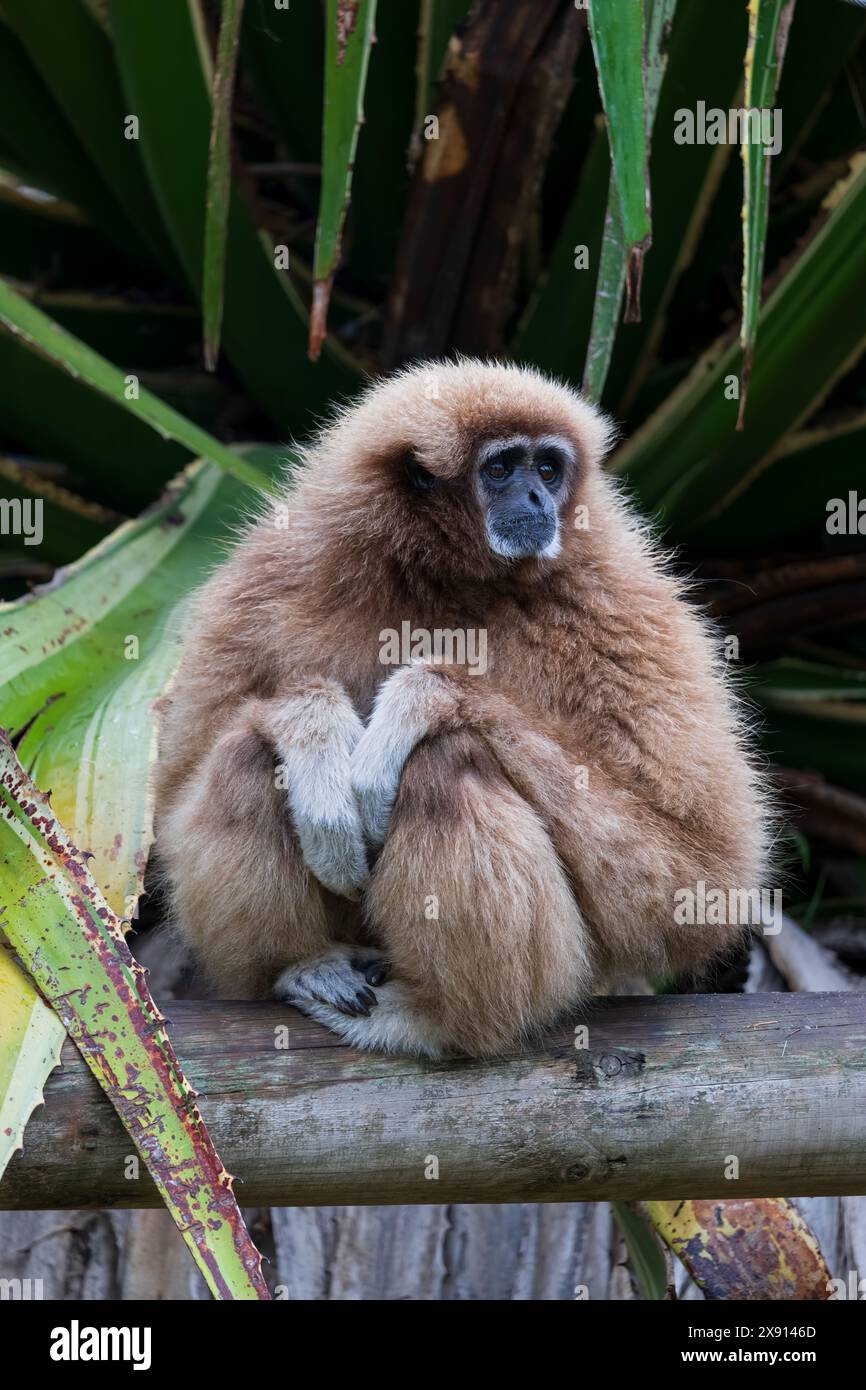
[157,705,336,998]
[365,731,594,1055]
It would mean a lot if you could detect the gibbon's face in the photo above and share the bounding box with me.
[475,433,574,559]
[405,431,577,562]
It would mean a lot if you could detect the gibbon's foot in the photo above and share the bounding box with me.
[352,951,391,986]
[289,977,451,1058]
[273,944,387,1018]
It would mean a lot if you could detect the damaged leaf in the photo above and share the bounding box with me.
[0,733,270,1299]
[587,0,652,322]
[738,0,796,426]
[644,1197,832,1300]
[310,0,378,358]
[0,945,65,1179]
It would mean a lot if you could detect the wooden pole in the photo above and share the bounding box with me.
[4,992,866,1210]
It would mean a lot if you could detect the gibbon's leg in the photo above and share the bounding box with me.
[282,665,594,1056]
[158,682,384,1005]
[351,663,758,990]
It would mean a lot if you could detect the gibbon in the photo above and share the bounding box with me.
[153,359,769,1057]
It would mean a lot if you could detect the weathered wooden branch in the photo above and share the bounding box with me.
[4,992,866,1210]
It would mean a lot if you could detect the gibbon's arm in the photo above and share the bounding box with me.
[351,659,755,979]
[353,660,595,857]
[248,678,369,900]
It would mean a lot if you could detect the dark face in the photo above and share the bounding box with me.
[476,435,574,560]
[402,431,577,569]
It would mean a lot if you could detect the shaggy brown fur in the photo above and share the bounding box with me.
[154,359,769,1056]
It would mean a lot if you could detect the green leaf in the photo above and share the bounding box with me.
[0,449,280,914]
[2,0,180,274]
[765,704,866,795]
[587,0,651,323]
[0,946,65,1180]
[0,18,153,265]
[34,288,201,369]
[0,182,145,288]
[738,0,796,426]
[602,1,748,413]
[348,0,419,290]
[752,657,866,704]
[583,0,677,402]
[613,1202,668,1300]
[203,0,246,371]
[0,275,273,492]
[0,453,117,564]
[691,413,866,551]
[108,0,359,431]
[310,0,378,358]
[242,0,324,170]
[512,119,610,380]
[612,152,866,529]
[0,327,188,510]
[0,734,270,1299]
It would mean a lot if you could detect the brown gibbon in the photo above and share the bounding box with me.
[153,359,769,1057]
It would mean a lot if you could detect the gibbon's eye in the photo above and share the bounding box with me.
[484,457,513,481]
[404,453,437,493]
[533,440,572,488]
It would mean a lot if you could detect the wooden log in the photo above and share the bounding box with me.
[3,992,866,1210]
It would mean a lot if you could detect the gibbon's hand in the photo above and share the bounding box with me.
[275,684,370,901]
[351,662,458,849]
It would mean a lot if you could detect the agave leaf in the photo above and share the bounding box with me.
[612,152,866,528]
[203,0,245,371]
[0,453,117,565]
[644,1198,831,1299]
[349,0,420,289]
[0,276,272,493]
[0,734,270,1299]
[583,0,677,402]
[738,0,796,426]
[604,1,749,412]
[0,325,192,510]
[241,0,324,170]
[1,0,179,274]
[0,19,155,267]
[0,449,280,916]
[750,657,866,793]
[309,0,378,358]
[511,118,610,381]
[0,945,65,1180]
[0,181,144,288]
[108,0,359,430]
[613,1201,668,1300]
[32,289,201,369]
[690,412,866,551]
[587,0,651,322]
[753,657,866,704]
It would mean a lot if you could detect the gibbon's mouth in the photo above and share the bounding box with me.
[486,512,560,560]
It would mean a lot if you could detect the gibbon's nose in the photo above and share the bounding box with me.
[527,487,543,508]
